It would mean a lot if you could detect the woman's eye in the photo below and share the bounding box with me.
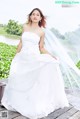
[37,14,39,16]
[32,13,40,16]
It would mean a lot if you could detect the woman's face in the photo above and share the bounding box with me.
[30,10,42,23]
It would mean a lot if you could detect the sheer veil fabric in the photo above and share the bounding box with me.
[44,28,80,110]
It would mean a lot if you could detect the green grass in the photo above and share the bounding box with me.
[0,26,21,40]
[0,27,6,35]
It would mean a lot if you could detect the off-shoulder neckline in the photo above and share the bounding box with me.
[23,31,40,38]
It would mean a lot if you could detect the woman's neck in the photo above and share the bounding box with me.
[30,23,39,29]
[27,23,39,32]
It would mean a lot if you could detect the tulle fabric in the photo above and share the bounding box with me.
[44,28,80,110]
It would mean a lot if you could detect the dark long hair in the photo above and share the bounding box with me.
[27,8,46,28]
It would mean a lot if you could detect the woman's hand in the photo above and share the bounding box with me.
[39,31,59,61]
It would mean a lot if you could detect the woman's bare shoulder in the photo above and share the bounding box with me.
[39,28,45,37]
[22,23,29,31]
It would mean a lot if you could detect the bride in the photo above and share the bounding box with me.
[1,8,69,119]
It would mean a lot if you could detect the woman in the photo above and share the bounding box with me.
[1,8,69,119]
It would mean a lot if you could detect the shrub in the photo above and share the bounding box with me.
[0,42,17,79]
[5,20,22,36]
[76,60,80,69]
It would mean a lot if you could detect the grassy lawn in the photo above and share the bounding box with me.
[0,27,21,40]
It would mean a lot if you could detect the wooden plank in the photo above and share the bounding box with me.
[0,108,20,119]
[47,105,73,119]
[69,111,80,119]
[14,115,29,119]
[0,105,5,111]
[0,79,7,103]
[7,111,20,119]
[0,84,6,103]
[0,103,79,119]
[41,117,51,119]
[56,108,78,119]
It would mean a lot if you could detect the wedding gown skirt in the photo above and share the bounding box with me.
[1,32,69,119]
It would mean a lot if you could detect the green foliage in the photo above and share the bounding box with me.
[76,60,80,69]
[5,20,22,36]
[0,26,6,35]
[0,42,17,79]
[0,26,21,39]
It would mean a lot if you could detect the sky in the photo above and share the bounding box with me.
[0,0,80,34]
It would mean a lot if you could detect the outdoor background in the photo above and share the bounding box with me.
[0,0,80,79]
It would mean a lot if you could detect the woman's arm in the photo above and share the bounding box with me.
[16,24,26,54]
[16,38,22,53]
[39,32,57,60]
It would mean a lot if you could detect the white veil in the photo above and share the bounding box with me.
[44,28,80,110]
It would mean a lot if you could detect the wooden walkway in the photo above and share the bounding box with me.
[0,79,80,119]
[0,104,80,119]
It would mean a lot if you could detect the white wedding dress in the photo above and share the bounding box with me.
[1,31,69,119]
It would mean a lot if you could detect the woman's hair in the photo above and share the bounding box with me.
[27,8,46,28]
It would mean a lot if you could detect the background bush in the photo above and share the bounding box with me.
[76,60,80,69]
[0,42,17,79]
[5,19,22,36]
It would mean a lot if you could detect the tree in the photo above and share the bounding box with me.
[5,20,22,35]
